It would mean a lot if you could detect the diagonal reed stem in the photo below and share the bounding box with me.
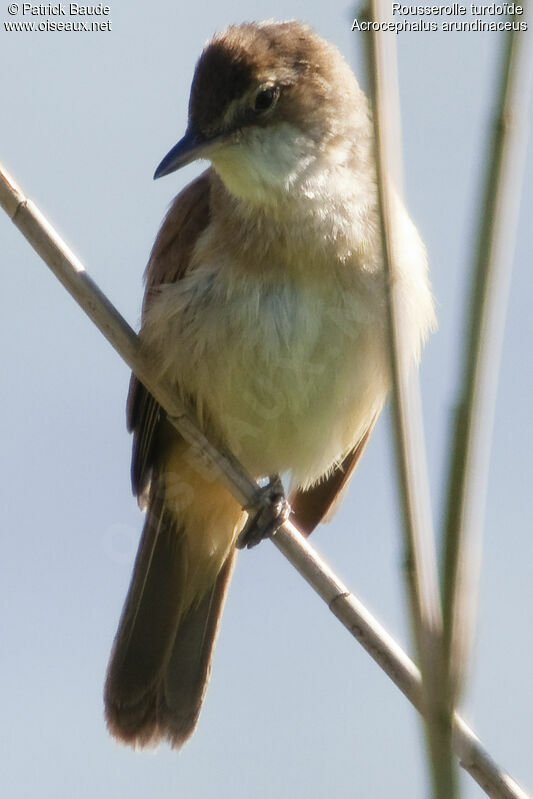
[0,162,530,799]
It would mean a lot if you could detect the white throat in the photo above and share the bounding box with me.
[210,122,355,208]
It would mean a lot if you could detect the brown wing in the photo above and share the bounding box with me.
[290,417,377,536]
[127,169,212,500]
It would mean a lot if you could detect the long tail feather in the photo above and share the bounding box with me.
[104,486,236,748]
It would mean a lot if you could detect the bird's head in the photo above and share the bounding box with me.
[154,21,371,204]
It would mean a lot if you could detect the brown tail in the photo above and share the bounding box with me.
[104,489,236,749]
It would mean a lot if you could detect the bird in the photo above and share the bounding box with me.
[104,19,435,750]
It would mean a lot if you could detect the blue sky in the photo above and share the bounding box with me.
[1,3,532,797]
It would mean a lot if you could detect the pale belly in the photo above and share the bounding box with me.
[143,266,391,490]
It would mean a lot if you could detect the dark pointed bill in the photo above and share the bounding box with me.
[154,128,213,179]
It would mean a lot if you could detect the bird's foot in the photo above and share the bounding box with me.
[236,476,290,550]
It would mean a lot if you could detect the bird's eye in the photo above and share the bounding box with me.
[254,86,279,113]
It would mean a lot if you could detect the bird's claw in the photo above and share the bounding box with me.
[236,476,290,549]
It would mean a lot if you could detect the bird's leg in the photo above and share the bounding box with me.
[236,476,291,550]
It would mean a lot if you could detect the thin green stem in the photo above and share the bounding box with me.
[364,4,458,797]
[442,20,533,705]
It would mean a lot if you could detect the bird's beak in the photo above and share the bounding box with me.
[154,127,216,179]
